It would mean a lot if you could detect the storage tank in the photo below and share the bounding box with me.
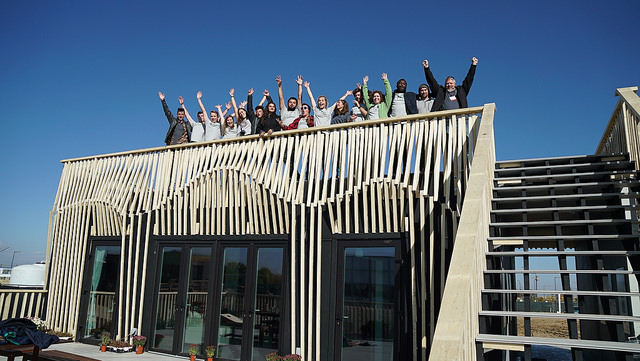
[8,263,45,288]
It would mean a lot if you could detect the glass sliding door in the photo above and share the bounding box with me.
[153,247,182,352]
[250,248,284,361]
[217,247,248,360]
[181,247,212,353]
[338,246,398,361]
[82,244,121,341]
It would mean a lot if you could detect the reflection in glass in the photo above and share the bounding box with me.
[341,247,395,361]
[251,248,284,361]
[218,248,248,361]
[154,247,182,352]
[181,247,212,354]
[83,245,121,341]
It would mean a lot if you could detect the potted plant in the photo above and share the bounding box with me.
[189,344,198,361]
[266,353,283,361]
[132,335,147,354]
[205,345,216,361]
[100,332,110,352]
[108,339,133,352]
[283,355,302,361]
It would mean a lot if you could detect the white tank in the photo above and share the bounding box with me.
[8,264,45,288]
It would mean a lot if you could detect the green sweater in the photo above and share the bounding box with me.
[362,78,392,120]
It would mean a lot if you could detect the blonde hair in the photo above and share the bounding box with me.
[317,96,328,109]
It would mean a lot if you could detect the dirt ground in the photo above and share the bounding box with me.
[517,317,581,338]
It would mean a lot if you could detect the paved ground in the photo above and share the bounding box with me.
[0,342,191,360]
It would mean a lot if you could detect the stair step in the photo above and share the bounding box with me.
[494,180,640,192]
[490,218,630,227]
[496,154,628,168]
[484,269,639,275]
[491,204,640,214]
[495,169,639,182]
[476,334,640,354]
[495,160,635,175]
[493,192,640,203]
[481,289,640,297]
[479,310,640,322]
[486,250,640,256]
[489,234,638,241]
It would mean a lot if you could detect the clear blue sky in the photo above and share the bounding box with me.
[1,0,638,279]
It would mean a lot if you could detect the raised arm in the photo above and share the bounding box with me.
[382,73,393,109]
[362,76,372,109]
[247,88,255,118]
[215,104,225,123]
[258,89,269,106]
[178,96,196,126]
[196,91,208,118]
[159,91,173,123]
[221,102,231,118]
[461,57,478,94]
[331,90,352,109]
[304,81,316,109]
[229,88,239,120]
[296,75,303,110]
[276,75,285,110]
[422,59,440,94]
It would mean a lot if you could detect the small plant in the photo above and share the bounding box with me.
[189,344,198,356]
[100,332,111,346]
[26,317,49,331]
[266,353,283,361]
[132,335,147,347]
[108,339,132,348]
[46,330,73,338]
[206,345,216,357]
[283,354,302,361]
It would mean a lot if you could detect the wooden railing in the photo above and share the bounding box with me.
[428,104,496,361]
[46,106,492,359]
[0,289,47,320]
[596,87,640,161]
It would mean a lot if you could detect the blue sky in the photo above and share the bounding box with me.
[1,0,638,277]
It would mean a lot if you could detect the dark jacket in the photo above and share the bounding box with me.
[256,113,282,134]
[388,91,419,117]
[424,63,476,111]
[247,93,273,135]
[162,99,192,145]
[0,318,59,349]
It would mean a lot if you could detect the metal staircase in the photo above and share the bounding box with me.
[477,154,640,361]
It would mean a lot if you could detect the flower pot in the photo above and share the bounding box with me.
[100,345,107,352]
[190,355,196,361]
[136,346,143,354]
[208,358,213,361]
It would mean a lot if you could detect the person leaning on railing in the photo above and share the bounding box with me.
[159,91,192,145]
[423,56,478,111]
[257,100,282,137]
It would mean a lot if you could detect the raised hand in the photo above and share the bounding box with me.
[346,90,353,96]
[215,104,222,109]
[352,99,359,106]
[381,73,387,80]
[356,83,362,89]
[275,75,282,86]
[363,76,369,84]
[229,88,235,97]
[240,100,247,108]
[197,91,202,99]
[263,89,270,96]
[158,91,165,100]
[296,75,303,85]
[471,57,478,65]
[225,102,232,110]
[178,96,184,105]
[422,59,429,68]
[248,88,254,96]
[303,81,310,88]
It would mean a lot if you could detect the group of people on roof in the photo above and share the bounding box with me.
[159,57,478,146]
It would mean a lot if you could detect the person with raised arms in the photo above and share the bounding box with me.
[197,91,229,142]
[276,75,303,127]
[362,73,392,120]
[423,57,478,111]
[302,80,351,127]
[350,83,368,121]
[247,88,272,135]
[178,96,205,142]
[159,91,192,145]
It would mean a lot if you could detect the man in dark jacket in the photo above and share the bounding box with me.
[159,91,192,145]
[423,57,478,111]
[388,78,419,117]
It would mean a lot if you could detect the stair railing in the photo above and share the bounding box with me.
[428,104,496,361]
[596,87,640,163]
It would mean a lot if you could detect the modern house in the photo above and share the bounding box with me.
[1,87,639,361]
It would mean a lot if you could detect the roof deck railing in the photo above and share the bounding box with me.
[596,86,640,161]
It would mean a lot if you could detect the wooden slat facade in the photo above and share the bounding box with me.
[44,106,493,360]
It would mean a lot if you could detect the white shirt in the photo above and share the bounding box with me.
[281,108,301,127]
[390,92,407,117]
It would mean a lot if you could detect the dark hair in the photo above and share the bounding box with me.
[255,105,264,112]
[262,102,278,126]
[332,99,349,116]
[177,108,185,113]
[287,97,297,106]
[301,103,311,111]
[197,111,203,116]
